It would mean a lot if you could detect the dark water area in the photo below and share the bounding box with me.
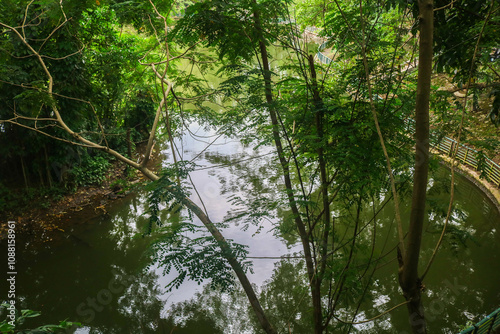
[353,167,500,333]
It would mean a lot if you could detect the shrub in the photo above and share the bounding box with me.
[70,154,111,187]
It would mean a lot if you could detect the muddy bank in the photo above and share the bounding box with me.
[0,142,162,244]
[0,162,134,244]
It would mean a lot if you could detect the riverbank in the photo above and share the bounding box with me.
[434,147,500,214]
[0,142,163,243]
[0,160,134,243]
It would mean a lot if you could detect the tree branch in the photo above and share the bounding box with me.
[0,5,275,333]
[356,0,406,256]
[141,93,168,167]
[0,119,93,148]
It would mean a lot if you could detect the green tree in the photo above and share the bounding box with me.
[174,1,418,333]
[0,2,275,333]
[0,0,157,198]
[2,1,496,333]
[430,0,500,127]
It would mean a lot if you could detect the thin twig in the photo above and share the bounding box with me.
[0,119,93,147]
[356,0,406,256]
[38,17,70,53]
[22,0,35,41]
[41,47,83,60]
[434,0,456,12]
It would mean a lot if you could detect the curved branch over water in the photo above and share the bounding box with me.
[0,6,276,334]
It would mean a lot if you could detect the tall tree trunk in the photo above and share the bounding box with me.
[44,145,53,188]
[308,55,331,279]
[308,56,334,326]
[20,155,29,191]
[252,4,323,333]
[399,1,433,333]
[126,128,132,159]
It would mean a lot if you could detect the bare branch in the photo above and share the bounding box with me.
[13,114,58,122]
[0,48,37,59]
[41,47,84,60]
[38,17,71,53]
[0,119,93,148]
[150,63,168,83]
[59,0,68,21]
[333,300,410,325]
[486,63,500,80]
[0,77,109,148]
[434,0,456,12]
[144,42,203,66]
[0,22,54,93]
[141,90,169,167]
[22,0,35,41]
[148,14,163,47]
[21,9,45,29]
[0,79,36,90]
[445,82,499,94]
[173,56,216,64]
[148,0,170,35]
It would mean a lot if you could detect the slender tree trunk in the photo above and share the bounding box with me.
[399,1,433,333]
[38,168,45,188]
[183,198,276,334]
[308,55,331,279]
[44,145,53,188]
[308,56,333,326]
[126,128,132,159]
[252,4,323,333]
[20,155,29,191]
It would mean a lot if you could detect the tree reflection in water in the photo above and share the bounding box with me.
[161,259,313,334]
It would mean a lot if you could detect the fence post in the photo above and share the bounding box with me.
[487,160,494,183]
